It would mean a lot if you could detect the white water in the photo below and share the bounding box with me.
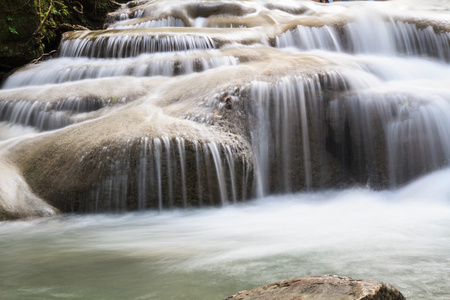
[1,168,450,299]
[2,52,239,89]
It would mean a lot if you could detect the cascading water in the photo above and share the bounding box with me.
[0,0,449,299]
[276,18,450,60]
[2,52,239,88]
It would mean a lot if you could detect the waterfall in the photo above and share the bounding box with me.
[250,76,318,194]
[2,53,239,89]
[107,17,186,30]
[59,32,216,58]
[277,18,450,61]
[0,0,449,217]
[2,1,450,299]
[81,137,250,212]
[248,56,450,193]
[0,97,107,130]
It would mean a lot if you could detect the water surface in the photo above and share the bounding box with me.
[1,168,449,299]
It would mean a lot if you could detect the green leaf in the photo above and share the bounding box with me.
[8,26,18,35]
[7,16,13,22]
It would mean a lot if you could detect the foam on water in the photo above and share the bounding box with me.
[0,122,38,142]
[0,168,449,299]
[2,52,239,89]
[107,16,185,30]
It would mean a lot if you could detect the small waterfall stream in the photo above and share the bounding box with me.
[0,0,449,299]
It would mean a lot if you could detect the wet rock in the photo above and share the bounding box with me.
[224,275,406,300]
[0,159,59,220]
[2,53,336,217]
[186,3,256,18]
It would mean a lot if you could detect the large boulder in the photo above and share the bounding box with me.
[1,51,334,216]
[224,275,406,300]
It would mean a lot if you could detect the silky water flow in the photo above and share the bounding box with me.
[1,0,450,299]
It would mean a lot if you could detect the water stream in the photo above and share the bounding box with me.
[1,0,450,298]
[1,171,450,299]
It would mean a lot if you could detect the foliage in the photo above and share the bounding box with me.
[0,0,127,73]
[8,26,18,35]
[6,15,17,35]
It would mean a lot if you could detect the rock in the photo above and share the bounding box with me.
[2,53,331,215]
[0,159,59,221]
[224,275,406,300]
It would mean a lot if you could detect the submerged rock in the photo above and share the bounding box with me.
[224,275,406,300]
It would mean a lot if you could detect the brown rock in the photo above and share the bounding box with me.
[224,275,406,300]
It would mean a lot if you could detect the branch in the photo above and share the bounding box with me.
[33,0,53,36]
[73,1,83,14]
[30,50,57,64]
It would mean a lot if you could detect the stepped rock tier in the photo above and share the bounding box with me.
[1,0,449,219]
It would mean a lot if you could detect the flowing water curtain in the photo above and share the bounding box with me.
[0,97,107,130]
[107,16,186,30]
[58,32,216,58]
[248,70,450,192]
[2,53,239,89]
[80,137,252,212]
[324,75,450,187]
[277,18,450,61]
[249,75,333,195]
[385,96,450,186]
[248,73,360,195]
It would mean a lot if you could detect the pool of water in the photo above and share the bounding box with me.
[1,168,450,299]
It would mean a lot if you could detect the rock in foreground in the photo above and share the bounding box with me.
[224,275,406,300]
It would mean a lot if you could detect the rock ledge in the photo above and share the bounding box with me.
[224,275,406,300]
